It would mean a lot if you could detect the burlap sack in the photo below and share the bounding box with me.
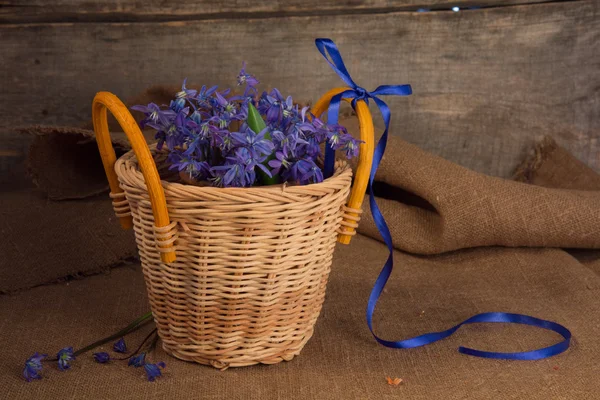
[345,117,600,254]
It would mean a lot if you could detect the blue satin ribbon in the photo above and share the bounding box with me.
[316,38,571,360]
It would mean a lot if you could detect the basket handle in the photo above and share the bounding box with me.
[312,87,375,245]
[92,92,176,263]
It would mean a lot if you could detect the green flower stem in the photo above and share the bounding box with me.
[73,311,154,357]
[247,103,280,185]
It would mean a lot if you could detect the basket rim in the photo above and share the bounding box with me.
[115,143,353,197]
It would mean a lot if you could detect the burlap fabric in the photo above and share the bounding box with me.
[349,119,600,254]
[0,187,137,293]
[2,86,599,398]
[1,239,599,399]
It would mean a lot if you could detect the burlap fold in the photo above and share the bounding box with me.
[342,116,600,254]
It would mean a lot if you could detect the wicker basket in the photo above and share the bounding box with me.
[93,88,374,369]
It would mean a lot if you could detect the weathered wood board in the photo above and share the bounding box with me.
[0,1,556,23]
[1,0,598,177]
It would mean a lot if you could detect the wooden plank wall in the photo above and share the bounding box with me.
[1,0,598,177]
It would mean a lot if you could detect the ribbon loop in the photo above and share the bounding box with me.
[315,38,571,361]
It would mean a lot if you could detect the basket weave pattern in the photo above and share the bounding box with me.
[114,145,352,368]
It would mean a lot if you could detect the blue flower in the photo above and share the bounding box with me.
[23,352,47,382]
[164,110,190,150]
[268,149,293,177]
[287,158,315,183]
[131,103,175,128]
[339,134,362,159]
[214,91,238,116]
[211,128,235,151]
[144,362,166,382]
[168,150,211,179]
[113,338,127,353]
[57,347,75,371]
[231,127,274,159]
[237,62,259,87]
[128,353,146,368]
[259,89,284,123]
[281,95,296,120]
[299,158,324,184]
[93,352,110,364]
[211,148,267,187]
[209,169,227,188]
[176,78,198,100]
[170,98,187,113]
[196,85,218,108]
[325,124,347,148]
[272,128,308,156]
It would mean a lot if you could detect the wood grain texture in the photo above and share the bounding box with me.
[0,1,560,23]
[1,0,598,177]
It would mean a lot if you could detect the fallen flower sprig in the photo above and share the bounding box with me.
[23,312,165,382]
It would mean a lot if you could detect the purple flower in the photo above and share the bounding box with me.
[211,148,269,187]
[131,103,175,128]
[113,338,127,353]
[144,362,166,382]
[231,127,274,159]
[176,78,198,100]
[325,124,347,148]
[287,158,315,183]
[211,163,246,187]
[237,62,259,87]
[168,151,211,179]
[165,110,190,150]
[196,85,218,107]
[57,347,75,371]
[281,95,296,120]
[210,111,234,130]
[272,129,307,156]
[268,149,292,176]
[170,98,187,113]
[299,158,324,184]
[128,353,146,368]
[209,169,227,187]
[23,352,47,382]
[211,128,235,151]
[259,89,285,123]
[214,91,238,116]
[93,352,110,364]
[339,134,362,159]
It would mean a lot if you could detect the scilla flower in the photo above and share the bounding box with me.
[176,78,198,101]
[57,347,75,371]
[128,353,146,368]
[144,362,166,382]
[93,352,110,364]
[113,338,127,353]
[231,127,274,159]
[237,62,259,87]
[23,352,47,382]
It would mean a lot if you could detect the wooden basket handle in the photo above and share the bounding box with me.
[92,92,176,263]
[312,87,375,245]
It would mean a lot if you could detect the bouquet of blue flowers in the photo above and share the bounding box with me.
[132,63,361,188]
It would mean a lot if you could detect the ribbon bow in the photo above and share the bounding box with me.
[316,38,412,178]
[316,38,571,360]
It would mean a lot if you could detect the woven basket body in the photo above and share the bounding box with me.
[114,145,352,368]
